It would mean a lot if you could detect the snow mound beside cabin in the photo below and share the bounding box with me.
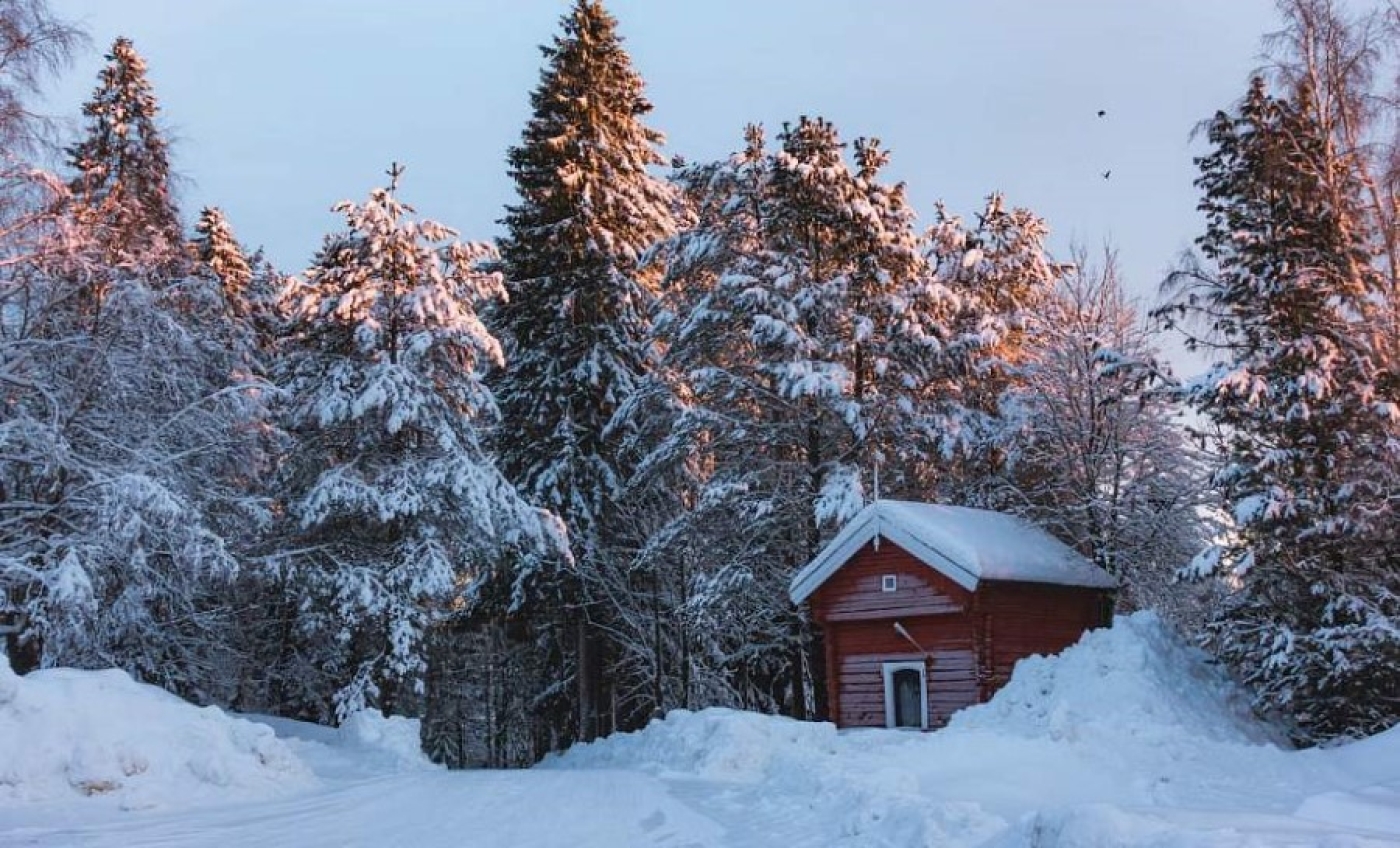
[547,706,840,782]
[549,612,1316,845]
[949,610,1280,747]
[548,707,1008,844]
[0,663,313,810]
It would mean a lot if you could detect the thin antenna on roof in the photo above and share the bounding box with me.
[871,456,882,550]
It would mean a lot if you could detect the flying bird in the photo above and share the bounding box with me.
[1101,170,1112,180]
[1097,110,1107,118]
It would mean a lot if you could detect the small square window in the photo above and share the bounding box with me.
[881,574,898,592]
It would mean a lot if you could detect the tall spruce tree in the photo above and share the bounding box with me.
[274,169,565,722]
[922,193,1061,503]
[65,37,183,275]
[491,0,675,741]
[1158,76,1398,741]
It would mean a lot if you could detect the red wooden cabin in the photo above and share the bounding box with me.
[789,500,1116,730]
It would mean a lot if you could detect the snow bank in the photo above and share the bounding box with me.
[548,707,839,782]
[549,613,1336,846]
[949,611,1279,747]
[549,708,1007,843]
[336,709,434,770]
[1294,725,1400,836]
[6,615,1399,847]
[0,664,312,810]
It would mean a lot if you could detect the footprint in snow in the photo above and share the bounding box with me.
[640,809,667,832]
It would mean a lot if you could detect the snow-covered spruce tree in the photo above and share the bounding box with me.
[192,206,251,309]
[490,0,675,741]
[64,37,183,279]
[999,248,1212,623]
[274,170,565,724]
[654,119,952,717]
[187,205,274,391]
[1,27,269,699]
[1157,75,1398,741]
[1263,0,1400,598]
[185,206,296,711]
[921,193,1061,504]
[0,221,270,700]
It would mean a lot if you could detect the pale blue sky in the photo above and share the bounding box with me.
[51,1,1277,344]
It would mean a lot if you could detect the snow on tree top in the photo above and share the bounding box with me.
[789,499,1117,603]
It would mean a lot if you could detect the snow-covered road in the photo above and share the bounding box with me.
[5,731,1397,848]
[3,768,727,848]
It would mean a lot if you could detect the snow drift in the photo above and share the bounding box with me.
[4,613,1399,846]
[0,663,312,810]
[556,612,1279,780]
[547,706,839,782]
[335,709,434,768]
[246,708,437,777]
[551,612,1400,846]
[947,610,1279,745]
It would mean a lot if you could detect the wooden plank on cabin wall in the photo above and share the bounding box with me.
[825,621,840,724]
[833,614,978,728]
[811,541,971,623]
[981,581,1111,691]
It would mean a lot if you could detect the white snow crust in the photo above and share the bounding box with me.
[551,612,1399,847]
[4,612,1398,846]
[0,663,311,811]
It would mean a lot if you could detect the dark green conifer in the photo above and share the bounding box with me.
[490,0,675,742]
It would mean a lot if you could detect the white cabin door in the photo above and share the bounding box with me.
[882,661,928,729]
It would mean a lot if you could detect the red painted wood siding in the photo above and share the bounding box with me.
[803,537,1114,729]
[979,581,1113,693]
[809,540,971,623]
[826,614,978,728]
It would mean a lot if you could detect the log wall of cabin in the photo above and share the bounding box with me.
[978,581,1114,693]
[810,540,977,728]
[825,615,979,728]
[807,538,1115,728]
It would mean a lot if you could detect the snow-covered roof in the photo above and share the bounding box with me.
[788,500,1117,603]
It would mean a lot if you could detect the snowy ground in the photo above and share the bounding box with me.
[3,613,1398,847]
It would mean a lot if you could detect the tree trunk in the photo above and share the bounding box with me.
[5,625,41,674]
[576,615,597,742]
